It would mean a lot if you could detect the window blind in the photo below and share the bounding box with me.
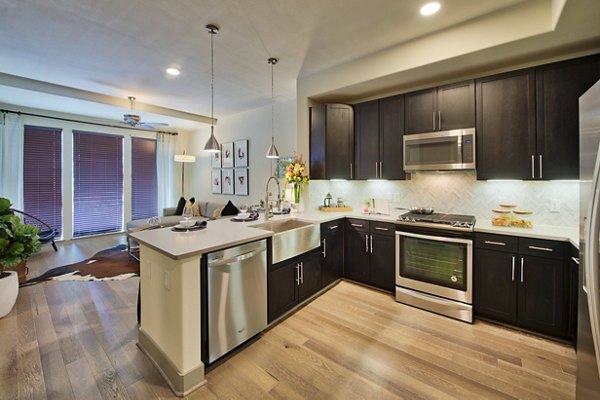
[73,131,123,237]
[131,137,158,220]
[23,125,62,235]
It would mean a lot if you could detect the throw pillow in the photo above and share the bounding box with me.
[212,205,225,218]
[174,197,186,215]
[187,201,201,216]
[220,200,239,216]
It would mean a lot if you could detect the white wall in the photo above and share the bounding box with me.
[186,99,297,207]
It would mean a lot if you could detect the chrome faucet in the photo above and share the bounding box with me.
[265,176,281,221]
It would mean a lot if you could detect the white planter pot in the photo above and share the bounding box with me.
[0,271,19,318]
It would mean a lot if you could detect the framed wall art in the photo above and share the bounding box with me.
[222,168,234,195]
[221,142,234,168]
[211,169,221,194]
[234,168,248,196]
[234,139,248,167]
[211,151,221,168]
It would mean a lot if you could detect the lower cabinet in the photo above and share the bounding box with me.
[267,249,321,323]
[321,219,344,288]
[474,233,568,338]
[344,218,395,292]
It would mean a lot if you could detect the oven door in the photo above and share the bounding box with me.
[396,231,473,304]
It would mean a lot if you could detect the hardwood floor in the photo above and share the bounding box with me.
[0,236,576,399]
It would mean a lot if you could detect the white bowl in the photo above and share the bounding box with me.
[236,212,251,219]
[179,219,195,228]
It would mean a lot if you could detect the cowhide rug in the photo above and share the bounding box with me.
[20,244,139,287]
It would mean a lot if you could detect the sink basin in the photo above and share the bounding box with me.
[250,219,320,263]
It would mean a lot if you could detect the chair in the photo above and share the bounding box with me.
[10,208,59,251]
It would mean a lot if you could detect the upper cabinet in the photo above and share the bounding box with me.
[476,69,537,180]
[405,80,475,134]
[354,95,406,180]
[476,55,600,180]
[310,103,354,180]
[535,55,600,180]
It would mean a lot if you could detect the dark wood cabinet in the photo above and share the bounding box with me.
[405,80,474,134]
[535,55,600,179]
[267,249,322,323]
[344,218,395,292]
[476,69,536,180]
[354,96,405,180]
[474,233,568,338]
[321,219,344,288]
[310,103,354,179]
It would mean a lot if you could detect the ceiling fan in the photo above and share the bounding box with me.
[122,96,168,129]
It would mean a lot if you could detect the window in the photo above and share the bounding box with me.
[23,125,62,234]
[131,137,158,220]
[73,131,123,237]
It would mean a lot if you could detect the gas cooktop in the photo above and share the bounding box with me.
[397,212,476,231]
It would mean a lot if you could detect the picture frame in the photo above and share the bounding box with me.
[211,169,221,194]
[211,151,221,168]
[234,139,248,167]
[222,142,234,168]
[222,168,234,195]
[234,168,249,196]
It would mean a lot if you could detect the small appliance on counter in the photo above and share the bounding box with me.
[318,193,353,212]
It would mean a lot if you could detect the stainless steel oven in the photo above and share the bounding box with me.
[395,213,475,323]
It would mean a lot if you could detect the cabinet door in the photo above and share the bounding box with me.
[344,228,370,283]
[476,69,536,180]
[536,55,600,180]
[369,234,395,292]
[354,100,380,179]
[518,255,566,337]
[322,222,343,288]
[437,80,475,131]
[474,249,518,323]
[298,251,322,302]
[326,104,354,179]
[379,95,406,180]
[405,88,436,134]
[309,103,326,180]
[268,261,299,323]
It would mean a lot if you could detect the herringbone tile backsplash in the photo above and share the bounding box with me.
[306,171,579,227]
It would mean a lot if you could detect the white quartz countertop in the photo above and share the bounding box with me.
[131,209,580,259]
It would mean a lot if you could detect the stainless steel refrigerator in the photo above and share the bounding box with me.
[578,78,600,398]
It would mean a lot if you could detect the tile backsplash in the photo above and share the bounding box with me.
[305,171,579,227]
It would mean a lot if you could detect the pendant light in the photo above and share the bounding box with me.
[204,24,221,153]
[266,57,280,159]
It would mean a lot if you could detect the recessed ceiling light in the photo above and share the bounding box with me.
[420,2,441,16]
[166,67,180,76]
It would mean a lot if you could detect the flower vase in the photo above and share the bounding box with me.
[292,183,302,212]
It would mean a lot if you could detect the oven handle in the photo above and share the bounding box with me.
[395,230,473,245]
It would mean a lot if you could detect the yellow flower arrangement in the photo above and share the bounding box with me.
[285,154,309,204]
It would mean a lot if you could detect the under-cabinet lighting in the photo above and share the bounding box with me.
[486,179,523,182]
[330,179,347,182]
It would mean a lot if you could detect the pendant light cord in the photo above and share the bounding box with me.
[271,60,274,143]
[211,28,214,130]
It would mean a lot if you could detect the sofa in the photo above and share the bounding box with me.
[126,201,226,232]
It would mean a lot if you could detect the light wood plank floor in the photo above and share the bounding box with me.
[0,235,576,399]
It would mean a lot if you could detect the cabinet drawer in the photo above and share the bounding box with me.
[346,218,370,233]
[475,233,518,253]
[321,219,343,235]
[519,238,564,260]
[370,221,395,236]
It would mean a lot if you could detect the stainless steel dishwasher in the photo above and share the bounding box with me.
[206,239,267,363]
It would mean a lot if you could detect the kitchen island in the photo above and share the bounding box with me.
[131,210,579,396]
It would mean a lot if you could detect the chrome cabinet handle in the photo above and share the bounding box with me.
[375,227,389,231]
[528,245,553,252]
[572,256,580,265]
[531,155,535,179]
[365,235,369,253]
[432,111,436,131]
[438,111,441,131]
[328,225,338,230]
[511,256,515,281]
[539,155,543,179]
[375,162,378,179]
[379,162,383,178]
[300,262,304,284]
[350,163,353,179]
[296,264,300,285]
[370,235,373,253]
[322,238,327,258]
[351,223,364,228]
[484,240,506,246]
[520,257,524,283]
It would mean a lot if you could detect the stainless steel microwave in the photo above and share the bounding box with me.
[403,128,476,171]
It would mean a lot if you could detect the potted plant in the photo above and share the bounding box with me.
[0,197,41,318]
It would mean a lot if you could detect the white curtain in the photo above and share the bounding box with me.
[156,132,176,213]
[0,113,25,210]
